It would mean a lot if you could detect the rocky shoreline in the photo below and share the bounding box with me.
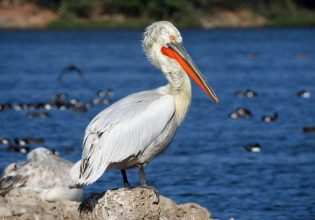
[0,187,212,220]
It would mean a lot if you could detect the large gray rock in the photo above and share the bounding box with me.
[80,187,212,220]
[0,188,79,220]
[80,188,159,220]
[0,187,212,220]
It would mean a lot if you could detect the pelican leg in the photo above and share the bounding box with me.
[138,166,159,200]
[139,166,147,186]
[121,169,132,189]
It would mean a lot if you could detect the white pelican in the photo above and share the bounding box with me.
[0,147,83,201]
[71,21,219,187]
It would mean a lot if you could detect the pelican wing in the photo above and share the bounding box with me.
[0,163,28,196]
[0,161,75,195]
[75,88,176,184]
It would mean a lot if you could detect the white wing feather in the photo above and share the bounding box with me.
[71,87,176,184]
[0,148,83,201]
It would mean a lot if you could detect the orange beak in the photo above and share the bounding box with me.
[161,42,219,104]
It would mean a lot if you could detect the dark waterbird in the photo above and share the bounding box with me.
[302,127,315,133]
[58,64,85,82]
[262,112,278,122]
[0,138,9,145]
[61,146,75,153]
[1,138,30,154]
[297,90,311,99]
[229,107,252,119]
[26,112,50,119]
[91,97,110,106]
[72,102,89,113]
[97,88,113,98]
[6,145,30,154]
[243,143,261,153]
[13,138,27,146]
[52,92,69,102]
[51,149,60,156]
[13,137,45,145]
[12,104,23,111]
[0,103,12,112]
[235,89,258,98]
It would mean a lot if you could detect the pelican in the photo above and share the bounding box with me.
[70,21,219,187]
[0,147,83,201]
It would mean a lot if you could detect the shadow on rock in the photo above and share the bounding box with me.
[79,191,105,213]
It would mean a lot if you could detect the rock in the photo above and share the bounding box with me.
[80,187,212,220]
[79,188,160,220]
[0,187,212,220]
[160,196,211,220]
[0,188,80,220]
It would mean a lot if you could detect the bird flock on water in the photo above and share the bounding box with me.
[0,88,113,115]
[229,88,311,152]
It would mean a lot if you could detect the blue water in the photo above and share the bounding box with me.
[0,29,315,220]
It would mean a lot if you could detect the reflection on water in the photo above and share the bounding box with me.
[0,28,315,219]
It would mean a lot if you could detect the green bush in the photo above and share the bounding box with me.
[59,0,95,18]
[102,0,192,19]
[102,0,144,16]
[147,0,191,18]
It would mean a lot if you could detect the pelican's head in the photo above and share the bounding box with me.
[143,21,219,103]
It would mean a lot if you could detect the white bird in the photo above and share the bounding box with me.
[71,21,219,187]
[0,147,83,201]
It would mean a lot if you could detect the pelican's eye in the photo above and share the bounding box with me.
[170,35,176,42]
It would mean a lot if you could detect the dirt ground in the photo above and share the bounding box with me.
[0,1,58,28]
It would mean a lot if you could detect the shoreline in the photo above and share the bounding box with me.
[1,3,315,30]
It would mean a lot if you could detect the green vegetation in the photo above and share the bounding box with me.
[59,0,95,18]
[267,16,315,27]
[30,0,315,28]
[262,1,315,27]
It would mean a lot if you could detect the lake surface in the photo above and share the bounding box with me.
[0,28,315,220]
